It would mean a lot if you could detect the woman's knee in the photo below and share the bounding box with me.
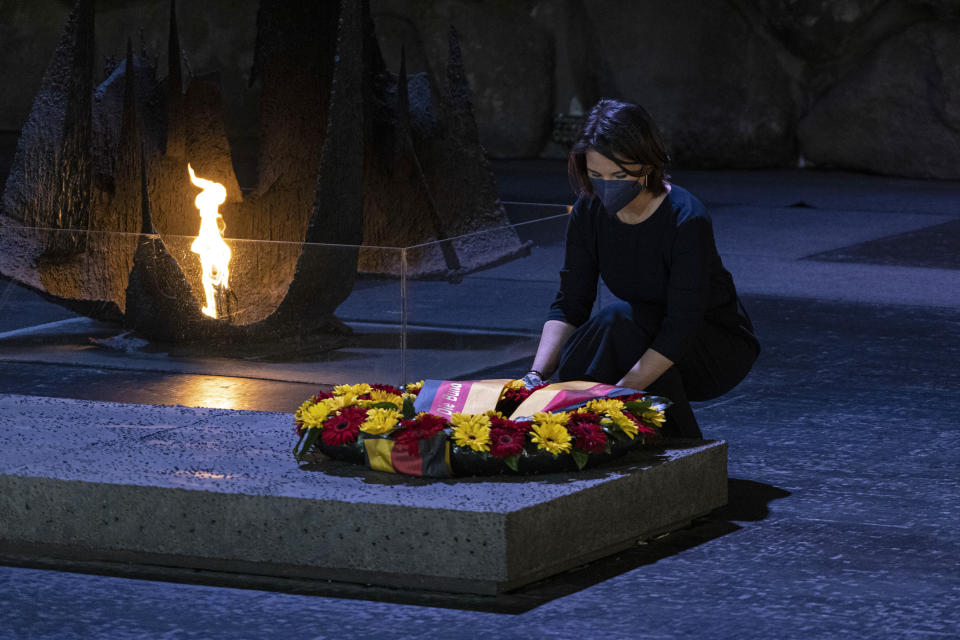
[557,303,646,382]
[679,332,759,401]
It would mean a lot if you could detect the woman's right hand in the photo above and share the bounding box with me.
[520,371,543,389]
[529,320,576,386]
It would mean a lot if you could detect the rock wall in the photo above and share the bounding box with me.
[1,0,959,179]
[526,0,960,176]
[0,0,260,187]
[576,0,801,168]
[798,20,960,179]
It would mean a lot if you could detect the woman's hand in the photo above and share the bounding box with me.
[529,320,577,382]
[616,348,674,390]
[520,371,543,389]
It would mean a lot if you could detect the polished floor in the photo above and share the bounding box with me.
[1,163,958,639]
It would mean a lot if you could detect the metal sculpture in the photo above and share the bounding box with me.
[0,0,527,344]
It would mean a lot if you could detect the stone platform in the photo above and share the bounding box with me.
[0,394,727,595]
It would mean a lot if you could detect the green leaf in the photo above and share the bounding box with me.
[503,455,519,472]
[369,401,401,411]
[296,428,321,462]
[572,450,589,470]
[401,395,416,420]
[293,431,306,457]
[624,400,651,416]
[607,428,627,443]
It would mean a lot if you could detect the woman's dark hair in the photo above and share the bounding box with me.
[567,99,671,197]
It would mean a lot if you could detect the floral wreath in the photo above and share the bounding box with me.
[293,379,670,477]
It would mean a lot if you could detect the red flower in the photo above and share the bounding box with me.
[619,392,646,402]
[489,427,525,458]
[569,411,602,425]
[489,414,531,433]
[498,383,549,414]
[567,421,608,453]
[371,383,403,395]
[394,414,448,453]
[502,388,529,404]
[320,406,366,446]
[627,413,659,441]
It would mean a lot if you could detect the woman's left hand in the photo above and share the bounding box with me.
[617,348,674,390]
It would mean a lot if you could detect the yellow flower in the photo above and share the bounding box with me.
[294,399,315,425]
[404,380,424,392]
[301,402,331,429]
[450,413,491,452]
[584,398,625,415]
[485,409,505,419]
[610,411,638,439]
[506,379,526,390]
[642,407,666,428]
[367,389,403,408]
[333,383,372,397]
[532,411,569,428]
[361,408,401,435]
[401,392,417,403]
[530,421,572,455]
[325,393,358,411]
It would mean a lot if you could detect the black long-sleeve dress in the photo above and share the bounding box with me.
[547,184,760,437]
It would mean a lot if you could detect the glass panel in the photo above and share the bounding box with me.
[0,201,615,404]
[0,226,403,410]
[401,206,572,382]
[503,201,610,311]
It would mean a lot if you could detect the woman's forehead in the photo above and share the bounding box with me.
[585,149,642,171]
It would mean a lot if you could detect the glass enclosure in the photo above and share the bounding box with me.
[0,202,608,410]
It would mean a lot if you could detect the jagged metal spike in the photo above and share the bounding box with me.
[166,0,185,156]
[444,25,475,128]
[270,0,364,327]
[397,43,410,130]
[120,38,137,141]
[408,22,527,272]
[248,0,340,199]
[395,43,462,274]
[305,0,364,247]
[138,146,153,235]
[1,0,94,234]
[124,142,209,342]
[361,0,387,79]
[168,0,182,88]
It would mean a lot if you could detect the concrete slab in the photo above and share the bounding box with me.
[0,393,727,595]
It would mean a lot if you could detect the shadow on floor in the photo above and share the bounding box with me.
[714,478,792,522]
[491,478,792,612]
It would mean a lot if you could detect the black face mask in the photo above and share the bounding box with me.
[590,176,644,214]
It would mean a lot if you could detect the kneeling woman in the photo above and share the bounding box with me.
[525,99,760,438]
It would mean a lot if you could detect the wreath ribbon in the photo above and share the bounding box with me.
[413,379,512,417]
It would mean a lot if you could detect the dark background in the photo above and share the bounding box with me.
[1,0,959,190]
[1,3,959,636]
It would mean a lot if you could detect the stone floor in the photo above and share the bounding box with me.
[0,163,958,638]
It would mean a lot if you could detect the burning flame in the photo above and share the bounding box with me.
[188,164,231,318]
